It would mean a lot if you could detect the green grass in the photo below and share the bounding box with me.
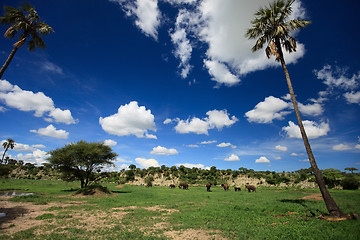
[0,179,359,239]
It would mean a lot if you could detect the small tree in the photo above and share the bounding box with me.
[47,140,117,188]
[344,167,358,174]
[1,138,15,164]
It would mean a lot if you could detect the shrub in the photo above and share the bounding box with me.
[341,175,360,190]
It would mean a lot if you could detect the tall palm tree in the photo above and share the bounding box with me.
[1,138,15,164]
[0,3,54,79]
[246,0,346,217]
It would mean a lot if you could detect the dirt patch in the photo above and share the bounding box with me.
[300,194,323,201]
[143,205,179,215]
[164,229,226,240]
[0,201,65,234]
[115,185,124,188]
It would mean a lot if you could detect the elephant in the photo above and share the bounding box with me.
[206,183,212,192]
[169,184,176,189]
[179,182,189,190]
[245,185,256,192]
[221,184,229,191]
[234,187,241,191]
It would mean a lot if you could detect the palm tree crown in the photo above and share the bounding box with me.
[0,3,54,78]
[1,138,15,164]
[246,0,311,60]
[0,4,54,50]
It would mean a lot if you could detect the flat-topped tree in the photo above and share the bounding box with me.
[47,141,118,188]
[246,0,345,217]
[0,3,54,78]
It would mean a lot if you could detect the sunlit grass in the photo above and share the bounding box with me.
[0,179,359,239]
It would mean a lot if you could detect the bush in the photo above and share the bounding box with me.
[341,175,360,190]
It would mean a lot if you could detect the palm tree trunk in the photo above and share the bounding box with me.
[1,147,9,164]
[0,47,19,79]
[277,44,346,217]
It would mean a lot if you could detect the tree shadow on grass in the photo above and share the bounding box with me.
[111,190,132,194]
[279,199,308,207]
[0,206,28,228]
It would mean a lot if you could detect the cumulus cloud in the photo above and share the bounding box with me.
[150,146,179,155]
[186,144,199,148]
[0,140,46,153]
[163,118,172,124]
[217,142,232,148]
[0,80,77,124]
[30,124,69,139]
[282,120,330,139]
[344,91,360,104]
[314,65,359,90]
[16,149,48,165]
[99,101,156,139]
[275,145,288,152]
[173,109,238,135]
[245,96,291,123]
[110,0,161,40]
[203,59,240,87]
[135,157,160,168]
[224,154,240,161]
[298,102,324,116]
[332,144,352,151]
[110,0,307,86]
[255,156,270,163]
[175,163,206,169]
[104,139,117,146]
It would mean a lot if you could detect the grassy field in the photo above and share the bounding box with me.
[0,179,359,239]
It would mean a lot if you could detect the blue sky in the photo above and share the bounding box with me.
[1,0,359,172]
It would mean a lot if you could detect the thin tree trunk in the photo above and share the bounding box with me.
[1,147,9,164]
[276,41,345,217]
[0,47,18,79]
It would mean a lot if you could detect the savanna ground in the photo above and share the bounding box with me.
[0,179,359,239]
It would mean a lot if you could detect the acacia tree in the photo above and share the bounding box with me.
[47,141,117,188]
[0,3,54,78]
[1,138,15,164]
[246,0,345,217]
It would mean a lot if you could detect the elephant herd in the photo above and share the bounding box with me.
[170,183,256,192]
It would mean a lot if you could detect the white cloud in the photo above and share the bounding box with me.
[48,108,77,124]
[203,59,240,87]
[135,157,160,168]
[0,80,77,124]
[110,0,161,40]
[40,60,63,75]
[175,117,209,134]
[344,91,360,104]
[245,96,291,123]
[224,154,240,161]
[255,156,270,163]
[291,153,304,156]
[150,146,179,155]
[332,144,352,151]
[104,139,117,146]
[0,140,46,152]
[175,163,206,169]
[200,140,217,144]
[99,101,156,139]
[101,163,129,172]
[314,65,359,90]
[282,120,330,139]
[112,0,307,85]
[16,149,48,165]
[217,142,231,148]
[163,118,172,124]
[30,124,69,139]
[298,102,324,116]
[0,106,6,112]
[170,10,193,78]
[174,109,237,135]
[186,144,199,148]
[275,145,288,152]
[299,159,309,162]
[355,144,360,150]
[198,0,306,78]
